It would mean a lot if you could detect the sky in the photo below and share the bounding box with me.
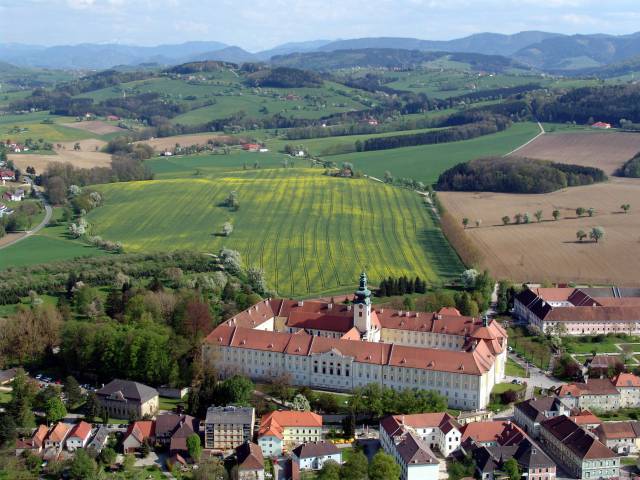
[1,0,639,51]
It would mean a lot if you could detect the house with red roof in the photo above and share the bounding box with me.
[257,411,322,457]
[122,421,155,453]
[380,412,461,458]
[592,121,612,129]
[595,421,640,454]
[203,273,508,411]
[236,442,265,480]
[66,421,93,451]
[15,424,49,456]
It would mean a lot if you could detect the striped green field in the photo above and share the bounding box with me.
[86,168,463,297]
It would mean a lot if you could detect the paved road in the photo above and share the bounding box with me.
[0,183,52,250]
[506,353,564,399]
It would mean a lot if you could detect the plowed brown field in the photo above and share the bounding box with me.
[440,132,640,285]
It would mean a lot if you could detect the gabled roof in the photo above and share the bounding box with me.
[258,411,322,440]
[292,441,339,459]
[395,431,438,465]
[612,373,640,388]
[155,414,198,438]
[68,421,92,441]
[169,422,197,453]
[541,415,616,460]
[380,413,460,439]
[236,442,264,471]
[33,425,49,448]
[557,379,619,397]
[460,421,525,446]
[47,423,70,443]
[515,397,565,423]
[96,379,158,403]
[125,420,155,444]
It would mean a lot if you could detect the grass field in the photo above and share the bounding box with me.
[86,168,463,296]
[506,358,529,377]
[325,122,541,184]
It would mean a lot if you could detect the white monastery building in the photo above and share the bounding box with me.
[203,273,507,410]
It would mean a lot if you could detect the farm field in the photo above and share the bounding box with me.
[86,168,464,297]
[326,122,541,184]
[61,119,125,135]
[439,130,640,285]
[137,133,252,152]
[146,150,293,178]
[440,177,640,285]
[513,131,640,175]
[9,139,111,173]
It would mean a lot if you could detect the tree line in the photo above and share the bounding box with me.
[437,156,607,194]
[360,115,511,151]
[376,276,428,297]
[617,152,640,178]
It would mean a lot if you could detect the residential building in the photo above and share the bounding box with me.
[514,397,570,438]
[203,274,508,411]
[87,425,109,454]
[122,421,155,453]
[15,425,48,456]
[569,410,602,431]
[556,379,621,411]
[155,414,199,450]
[380,413,462,456]
[44,422,70,457]
[0,169,15,181]
[204,406,255,451]
[612,373,640,407]
[95,379,159,419]
[383,429,439,480]
[257,411,323,457]
[168,420,199,457]
[66,421,92,451]
[292,441,341,470]
[236,441,265,480]
[459,421,526,447]
[595,421,640,454]
[514,286,640,336]
[539,415,619,479]
[470,438,556,480]
[3,189,24,202]
[592,122,612,129]
[0,368,17,385]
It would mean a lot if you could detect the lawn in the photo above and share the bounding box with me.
[159,396,184,412]
[326,122,541,184]
[86,168,463,297]
[505,358,529,378]
[563,335,640,355]
[492,383,526,395]
[0,233,107,269]
[0,391,11,406]
[507,326,552,370]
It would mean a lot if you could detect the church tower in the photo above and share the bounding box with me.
[353,272,373,337]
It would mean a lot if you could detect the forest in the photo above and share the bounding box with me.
[617,152,640,178]
[436,156,607,193]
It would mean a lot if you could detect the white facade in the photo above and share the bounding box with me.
[66,434,90,451]
[258,435,282,457]
[295,452,341,470]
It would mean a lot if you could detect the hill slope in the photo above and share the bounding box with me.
[87,168,463,296]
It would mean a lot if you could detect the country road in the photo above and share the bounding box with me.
[0,186,52,251]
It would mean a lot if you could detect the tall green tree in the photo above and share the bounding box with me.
[45,396,67,424]
[503,458,521,480]
[187,433,202,462]
[9,369,37,428]
[69,449,97,480]
[341,450,369,480]
[63,376,83,409]
[317,460,341,480]
[369,451,401,480]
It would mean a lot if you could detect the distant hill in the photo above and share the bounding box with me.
[186,46,258,64]
[271,48,528,72]
[514,33,640,71]
[317,32,562,56]
[256,40,333,60]
[0,41,229,69]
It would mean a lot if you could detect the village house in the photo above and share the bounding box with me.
[292,441,341,471]
[4,189,24,202]
[95,379,159,419]
[539,415,619,479]
[203,274,507,411]
[0,169,15,181]
[66,421,93,451]
[612,372,640,407]
[382,428,439,480]
[122,420,155,454]
[204,405,255,451]
[0,368,17,385]
[87,425,109,454]
[592,121,612,129]
[380,412,462,456]
[595,421,640,454]
[44,422,70,457]
[155,413,199,456]
[257,410,323,457]
[514,397,570,438]
[555,379,621,411]
[514,286,640,336]
[235,441,265,480]
[459,421,527,448]
[469,437,556,480]
[14,425,48,456]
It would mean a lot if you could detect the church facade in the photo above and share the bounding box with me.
[202,274,507,410]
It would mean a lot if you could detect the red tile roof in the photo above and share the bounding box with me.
[258,411,322,440]
[460,421,525,445]
[125,421,155,443]
[557,379,619,397]
[612,373,640,388]
[33,425,49,448]
[47,423,70,443]
[380,413,460,438]
[68,421,92,441]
